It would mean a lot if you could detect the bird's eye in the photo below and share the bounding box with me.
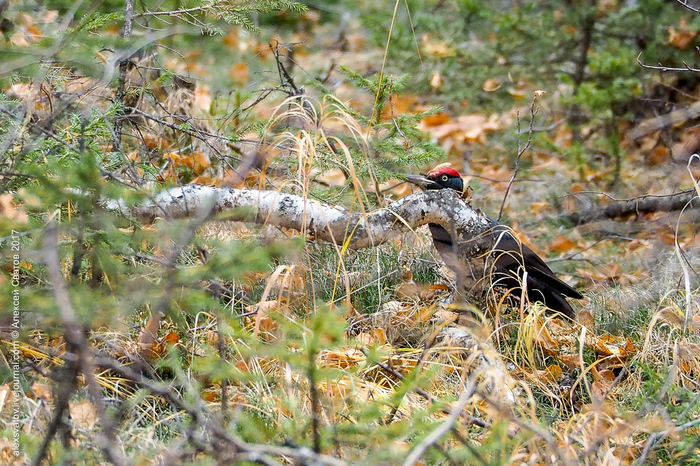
[441,175,449,182]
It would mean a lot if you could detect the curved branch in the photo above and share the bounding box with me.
[103,186,494,256]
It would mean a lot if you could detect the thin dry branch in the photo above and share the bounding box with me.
[403,377,477,466]
[560,190,699,225]
[629,99,700,140]
[95,356,348,466]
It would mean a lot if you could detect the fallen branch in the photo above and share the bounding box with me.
[629,100,700,140]
[102,185,494,256]
[560,190,699,226]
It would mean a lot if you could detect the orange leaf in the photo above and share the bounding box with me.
[550,235,576,252]
[202,389,219,402]
[595,334,636,361]
[389,94,417,114]
[646,146,670,166]
[529,201,550,215]
[192,151,211,173]
[320,348,365,368]
[163,331,179,345]
[668,19,698,49]
[230,63,249,86]
[193,86,212,114]
[420,113,450,127]
[30,383,52,402]
[569,183,585,193]
[546,364,563,380]
[191,174,219,186]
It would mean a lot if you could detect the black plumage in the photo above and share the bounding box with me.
[406,166,582,318]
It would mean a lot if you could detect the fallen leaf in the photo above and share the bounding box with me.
[550,235,576,253]
[230,62,249,86]
[546,364,563,380]
[315,168,347,187]
[388,94,417,115]
[193,85,212,114]
[420,113,450,127]
[677,343,700,374]
[668,18,698,50]
[70,400,97,430]
[646,146,670,166]
[595,334,636,361]
[192,151,211,173]
[430,72,443,89]
[30,383,52,402]
[0,194,29,223]
[163,331,180,345]
[559,354,580,370]
[320,348,366,368]
[421,35,455,58]
[482,78,501,92]
[578,310,595,330]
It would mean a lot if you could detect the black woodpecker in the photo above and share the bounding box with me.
[406,165,582,319]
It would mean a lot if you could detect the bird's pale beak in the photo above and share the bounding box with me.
[405,174,442,191]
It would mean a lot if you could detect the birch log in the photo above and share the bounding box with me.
[102,185,494,258]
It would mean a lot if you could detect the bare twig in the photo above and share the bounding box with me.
[366,350,489,430]
[634,417,700,466]
[403,377,478,466]
[94,356,349,465]
[637,52,700,73]
[498,93,539,221]
[675,0,700,13]
[559,189,699,225]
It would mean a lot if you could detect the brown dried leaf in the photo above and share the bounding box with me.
[595,334,636,361]
[646,146,670,166]
[70,400,97,430]
[559,354,580,370]
[668,19,698,49]
[388,94,417,115]
[192,151,211,173]
[316,168,346,187]
[138,312,162,359]
[420,113,450,127]
[230,62,249,86]
[162,331,180,345]
[245,300,282,338]
[482,78,501,92]
[549,235,576,253]
[30,382,52,402]
[0,194,29,223]
[678,343,700,375]
[533,318,560,355]
[578,310,595,331]
[319,348,366,369]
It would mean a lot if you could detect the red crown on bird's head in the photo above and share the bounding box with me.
[426,163,461,179]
